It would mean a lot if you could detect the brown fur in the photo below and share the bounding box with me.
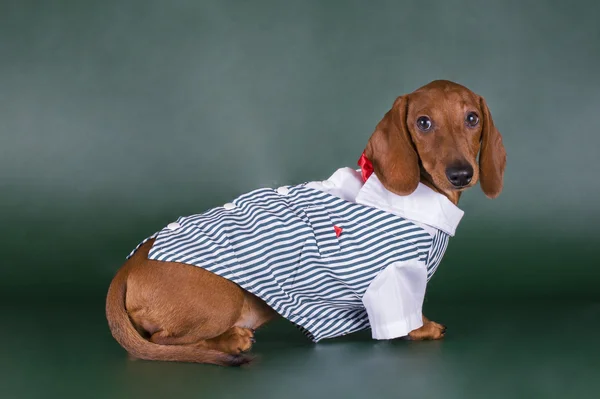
[106,80,506,366]
[366,80,506,204]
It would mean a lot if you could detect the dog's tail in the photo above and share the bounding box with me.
[105,264,252,367]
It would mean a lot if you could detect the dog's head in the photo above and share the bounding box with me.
[365,80,506,201]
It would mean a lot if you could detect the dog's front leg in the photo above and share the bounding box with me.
[407,316,446,340]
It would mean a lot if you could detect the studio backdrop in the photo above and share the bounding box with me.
[1,0,598,302]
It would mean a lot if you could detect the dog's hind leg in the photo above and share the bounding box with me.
[108,238,281,365]
[201,291,278,355]
[147,326,254,354]
[204,327,256,354]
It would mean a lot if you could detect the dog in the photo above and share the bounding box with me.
[106,80,506,366]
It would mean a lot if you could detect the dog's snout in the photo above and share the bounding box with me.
[445,164,474,187]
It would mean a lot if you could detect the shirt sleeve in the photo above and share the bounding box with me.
[361,259,427,340]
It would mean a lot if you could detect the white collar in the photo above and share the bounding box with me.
[306,167,464,236]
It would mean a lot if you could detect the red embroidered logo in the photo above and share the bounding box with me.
[334,225,343,238]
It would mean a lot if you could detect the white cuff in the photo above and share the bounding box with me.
[362,259,428,340]
[370,309,423,340]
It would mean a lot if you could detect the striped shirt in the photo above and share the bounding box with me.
[128,168,464,342]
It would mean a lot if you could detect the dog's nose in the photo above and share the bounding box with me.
[445,165,474,187]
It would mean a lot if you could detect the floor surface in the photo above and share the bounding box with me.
[2,299,599,399]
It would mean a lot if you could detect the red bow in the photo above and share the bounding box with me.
[357,152,374,183]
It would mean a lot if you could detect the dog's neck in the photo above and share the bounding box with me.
[358,152,462,205]
[419,170,462,205]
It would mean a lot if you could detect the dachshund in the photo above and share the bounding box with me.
[106,80,506,366]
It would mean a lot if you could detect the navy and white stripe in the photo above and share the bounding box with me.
[426,230,450,281]
[129,184,450,342]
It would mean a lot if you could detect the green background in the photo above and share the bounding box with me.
[1,0,599,398]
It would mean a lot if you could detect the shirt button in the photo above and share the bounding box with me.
[167,222,181,231]
[223,202,236,210]
[276,186,290,195]
[322,180,335,189]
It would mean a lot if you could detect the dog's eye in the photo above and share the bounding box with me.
[466,112,479,127]
[416,116,432,132]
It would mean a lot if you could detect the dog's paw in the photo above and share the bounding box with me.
[408,321,446,340]
[217,327,256,355]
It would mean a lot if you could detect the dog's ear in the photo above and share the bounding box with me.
[365,95,420,195]
[478,96,507,199]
